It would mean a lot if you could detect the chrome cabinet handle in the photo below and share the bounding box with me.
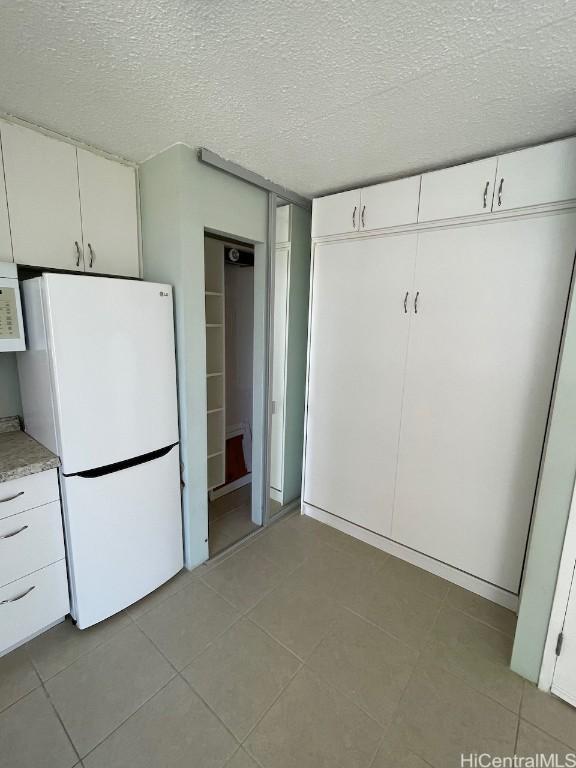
[497,178,504,207]
[352,206,357,228]
[414,291,420,314]
[74,241,82,267]
[0,525,28,539]
[0,491,24,504]
[403,291,409,314]
[361,205,366,228]
[483,181,489,209]
[1,585,35,605]
[88,243,95,268]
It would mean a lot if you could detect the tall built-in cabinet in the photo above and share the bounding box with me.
[0,119,140,277]
[305,135,576,603]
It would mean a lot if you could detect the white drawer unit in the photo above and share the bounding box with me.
[0,469,59,519]
[0,501,65,587]
[0,560,69,656]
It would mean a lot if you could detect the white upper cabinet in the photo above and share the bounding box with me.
[494,137,576,212]
[312,189,361,238]
[359,176,420,231]
[77,149,140,278]
[275,204,291,243]
[0,135,12,262]
[418,157,498,222]
[2,121,84,271]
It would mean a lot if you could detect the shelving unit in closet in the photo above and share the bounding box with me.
[204,238,226,490]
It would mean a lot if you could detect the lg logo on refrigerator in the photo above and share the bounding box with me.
[159,291,169,297]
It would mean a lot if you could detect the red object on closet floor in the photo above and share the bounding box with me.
[225,434,248,485]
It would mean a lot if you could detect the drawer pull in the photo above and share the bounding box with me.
[1,585,35,605]
[0,491,24,504]
[0,525,28,539]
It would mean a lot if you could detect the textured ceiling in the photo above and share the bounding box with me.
[0,1,575,197]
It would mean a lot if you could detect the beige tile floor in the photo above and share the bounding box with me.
[2,512,576,768]
[209,485,259,556]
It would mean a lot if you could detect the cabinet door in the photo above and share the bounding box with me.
[77,149,140,278]
[360,176,420,231]
[393,214,576,592]
[0,130,12,261]
[1,122,84,271]
[312,189,361,238]
[304,234,417,536]
[418,157,497,222]
[270,246,290,496]
[552,562,576,706]
[495,138,576,212]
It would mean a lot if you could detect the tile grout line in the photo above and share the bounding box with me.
[26,651,83,765]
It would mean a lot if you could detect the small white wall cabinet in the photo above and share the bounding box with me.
[494,137,576,212]
[0,120,140,277]
[1,121,84,271]
[312,178,420,238]
[0,137,12,262]
[77,149,140,278]
[0,469,69,656]
[418,157,497,222]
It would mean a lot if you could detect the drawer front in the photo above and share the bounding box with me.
[0,560,69,655]
[0,501,65,587]
[0,469,59,520]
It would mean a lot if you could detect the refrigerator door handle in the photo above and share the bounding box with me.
[66,443,178,479]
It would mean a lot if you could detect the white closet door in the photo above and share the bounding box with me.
[552,563,576,707]
[77,149,140,277]
[270,246,289,497]
[1,121,84,271]
[393,214,576,592]
[304,234,417,536]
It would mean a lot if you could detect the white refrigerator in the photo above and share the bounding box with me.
[18,273,183,629]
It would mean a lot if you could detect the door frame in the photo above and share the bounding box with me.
[540,475,576,691]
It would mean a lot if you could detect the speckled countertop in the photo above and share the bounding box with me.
[0,417,60,483]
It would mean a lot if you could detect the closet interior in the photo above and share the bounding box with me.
[204,235,257,555]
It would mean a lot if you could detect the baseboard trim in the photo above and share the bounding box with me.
[302,502,519,612]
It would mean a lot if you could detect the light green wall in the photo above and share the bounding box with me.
[139,144,268,568]
[512,283,576,682]
[282,205,311,503]
[0,353,22,417]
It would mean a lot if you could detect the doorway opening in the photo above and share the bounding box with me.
[204,234,258,556]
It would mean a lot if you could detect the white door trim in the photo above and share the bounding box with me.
[539,473,576,690]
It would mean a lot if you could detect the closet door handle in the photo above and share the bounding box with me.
[403,292,409,314]
[483,181,489,209]
[361,205,366,228]
[0,525,28,540]
[1,585,35,605]
[414,291,419,314]
[497,178,504,207]
[352,206,357,229]
[74,241,82,268]
[88,243,95,268]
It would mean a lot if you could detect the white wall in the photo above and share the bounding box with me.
[0,353,22,417]
[139,144,268,568]
[225,263,254,438]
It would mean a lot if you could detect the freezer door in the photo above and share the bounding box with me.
[43,274,179,474]
[61,444,183,628]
